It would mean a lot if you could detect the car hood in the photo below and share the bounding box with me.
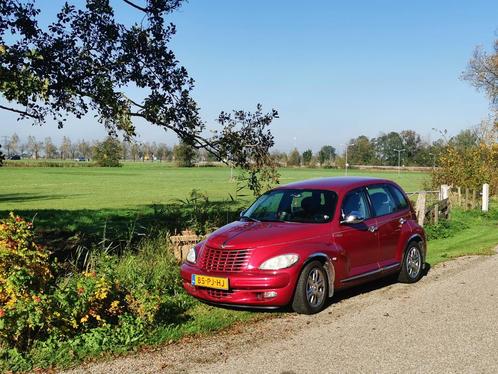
[205,220,328,249]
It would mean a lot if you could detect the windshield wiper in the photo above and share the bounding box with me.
[240,215,260,222]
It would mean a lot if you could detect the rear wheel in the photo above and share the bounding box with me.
[292,260,329,314]
[398,241,423,283]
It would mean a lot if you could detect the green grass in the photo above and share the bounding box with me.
[426,208,498,265]
[0,162,428,211]
[0,163,430,248]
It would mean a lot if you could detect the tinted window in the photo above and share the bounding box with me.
[388,185,409,211]
[244,189,337,223]
[367,185,397,216]
[341,189,371,220]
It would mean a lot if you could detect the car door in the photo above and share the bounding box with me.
[366,184,410,268]
[333,187,379,279]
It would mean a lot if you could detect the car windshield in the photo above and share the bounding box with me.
[242,189,337,223]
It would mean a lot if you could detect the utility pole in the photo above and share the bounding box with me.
[394,148,405,175]
[341,143,355,176]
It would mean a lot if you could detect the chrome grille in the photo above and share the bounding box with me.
[199,246,250,272]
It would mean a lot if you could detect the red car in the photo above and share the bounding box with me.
[180,177,426,314]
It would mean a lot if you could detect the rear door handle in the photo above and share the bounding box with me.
[399,218,406,225]
[368,225,378,233]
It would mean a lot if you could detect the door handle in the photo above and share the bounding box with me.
[368,225,378,233]
[399,218,406,225]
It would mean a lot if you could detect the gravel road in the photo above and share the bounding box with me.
[67,251,498,374]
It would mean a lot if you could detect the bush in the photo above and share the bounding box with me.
[0,213,52,350]
[93,137,122,167]
[425,219,470,240]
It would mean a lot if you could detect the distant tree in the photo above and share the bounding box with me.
[302,149,313,166]
[93,137,122,167]
[373,132,404,165]
[0,144,4,166]
[77,140,92,160]
[27,135,41,159]
[121,141,130,160]
[156,143,171,162]
[287,148,301,167]
[317,145,336,166]
[61,136,72,159]
[173,141,196,167]
[130,143,139,162]
[348,136,375,165]
[7,133,19,156]
[463,39,498,115]
[400,130,422,165]
[449,129,479,151]
[44,137,57,159]
[271,150,288,166]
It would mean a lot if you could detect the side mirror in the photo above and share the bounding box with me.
[340,212,365,225]
[239,210,246,218]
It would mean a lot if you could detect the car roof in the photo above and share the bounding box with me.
[275,176,395,194]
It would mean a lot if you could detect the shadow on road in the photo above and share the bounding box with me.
[207,262,432,315]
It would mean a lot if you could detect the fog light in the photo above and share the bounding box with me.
[263,291,277,299]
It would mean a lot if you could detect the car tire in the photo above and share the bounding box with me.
[292,260,329,314]
[398,241,423,283]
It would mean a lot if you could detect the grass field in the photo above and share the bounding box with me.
[0,163,430,245]
[0,162,429,210]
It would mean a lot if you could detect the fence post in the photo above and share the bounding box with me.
[472,189,477,209]
[457,187,462,207]
[434,204,439,224]
[415,192,426,226]
[465,188,469,210]
[482,183,489,212]
[440,185,450,200]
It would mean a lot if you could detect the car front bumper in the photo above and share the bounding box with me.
[180,263,296,307]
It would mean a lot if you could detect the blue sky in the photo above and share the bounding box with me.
[1,0,497,152]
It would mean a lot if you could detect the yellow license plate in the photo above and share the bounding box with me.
[191,274,229,290]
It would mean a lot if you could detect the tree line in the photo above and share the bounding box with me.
[270,124,494,168]
[2,121,494,168]
[0,134,212,166]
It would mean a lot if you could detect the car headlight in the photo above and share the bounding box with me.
[186,247,196,264]
[259,254,299,270]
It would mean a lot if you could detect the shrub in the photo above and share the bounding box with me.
[0,213,52,349]
[93,137,122,167]
[432,143,498,192]
[50,253,127,337]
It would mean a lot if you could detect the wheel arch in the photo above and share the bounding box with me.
[404,234,426,263]
[302,252,335,298]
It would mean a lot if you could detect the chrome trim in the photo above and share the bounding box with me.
[341,262,401,283]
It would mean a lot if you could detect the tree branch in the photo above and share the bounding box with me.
[0,104,38,119]
[122,0,147,12]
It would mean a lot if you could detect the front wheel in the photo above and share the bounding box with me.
[292,260,329,314]
[398,241,423,283]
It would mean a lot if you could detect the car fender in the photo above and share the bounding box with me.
[397,223,426,263]
[302,252,336,298]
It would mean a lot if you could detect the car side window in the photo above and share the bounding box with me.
[341,189,371,220]
[388,185,409,211]
[367,185,397,216]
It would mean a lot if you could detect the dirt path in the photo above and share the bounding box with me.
[66,251,498,374]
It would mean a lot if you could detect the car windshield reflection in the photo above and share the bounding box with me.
[242,189,337,224]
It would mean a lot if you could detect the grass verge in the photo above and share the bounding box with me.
[426,207,498,265]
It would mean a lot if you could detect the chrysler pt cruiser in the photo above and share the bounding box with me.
[180,177,426,314]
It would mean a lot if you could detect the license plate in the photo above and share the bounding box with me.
[191,274,229,290]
